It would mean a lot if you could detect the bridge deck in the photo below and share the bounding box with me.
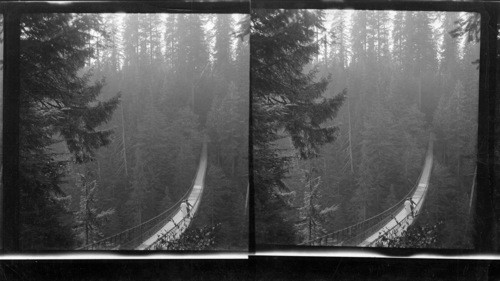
[300,134,435,247]
[359,138,434,247]
[136,141,208,250]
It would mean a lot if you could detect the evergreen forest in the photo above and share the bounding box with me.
[252,9,479,248]
[17,13,248,250]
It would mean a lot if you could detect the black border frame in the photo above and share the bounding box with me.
[0,1,249,14]
[0,0,497,258]
[250,1,498,256]
[0,1,250,253]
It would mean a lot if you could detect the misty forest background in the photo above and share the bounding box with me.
[8,13,248,250]
[253,10,479,248]
[0,8,495,252]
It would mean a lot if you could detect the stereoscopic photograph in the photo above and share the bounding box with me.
[252,9,480,248]
[18,12,248,251]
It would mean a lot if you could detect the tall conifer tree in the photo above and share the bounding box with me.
[19,14,120,249]
[252,9,345,244]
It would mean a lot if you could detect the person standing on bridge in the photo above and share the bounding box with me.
[404,197,417,218]
[185,200,193,218]
[180,200,188,219]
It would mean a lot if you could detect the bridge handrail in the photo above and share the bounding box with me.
[76,142,204,250]
[76,176,194,250]
[365,206,420,247]
[143,184,203,250]
[301,136,433,246]
[144,145,208,250]
[301,166,422,246]
[362,139,433,247]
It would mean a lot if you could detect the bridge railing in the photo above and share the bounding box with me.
[143,207,192,250]
[144,155,207,250]
[365,208,417,247]
[303,169,421,246]
[304,195,408,246]
[76,182,193,250]
[76,144,204,251]
[359,141,433,247]
[302,138,433,247]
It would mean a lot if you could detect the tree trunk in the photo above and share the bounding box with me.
[418,73,422,110]
[323,33,327,73]
[364,202,367,221]
[85,180,89,245]
[244,183,249,216]
[216,143,220,166]
[404,134,410,178]
[316,27,319,64]
[149,15,153,64]
[468,166,477,215]
[97,160,102,182]
[457,155,462,190]
[347,96,354,174]
[376,14,380,63]
[323,157,327,178]
[120,103,129,177]
[191,83,195,111]
[340,25,345,69]
[95,41,100,70]
[232,155,236,177]
[308,161,313,241]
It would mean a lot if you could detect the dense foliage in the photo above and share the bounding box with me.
[374,222,441,248]
[321,11,477,247]
[153,224,219,251]
[17,14,248,250]
[80,14,247,250]
[445,11,500,250]
[255,10,479,247]
[252,9,345,244]
[19,14,120,250]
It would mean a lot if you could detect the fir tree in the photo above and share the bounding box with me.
[297,168,338,243]
[194,165,245,250]
[416,162,473,248]
[19,14,120,249]
[252,9,345,244]
[213,15,234,82]
[75,171,115,246]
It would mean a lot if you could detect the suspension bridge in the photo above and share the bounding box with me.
[77,140,208,250]
[301,134,437,247]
